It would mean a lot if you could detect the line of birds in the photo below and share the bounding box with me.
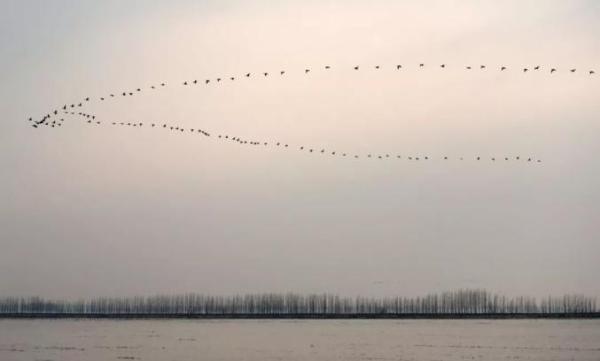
[50,111,541,164]
[28,63,596,127]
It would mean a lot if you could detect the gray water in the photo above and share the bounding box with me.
[1,319,599,361]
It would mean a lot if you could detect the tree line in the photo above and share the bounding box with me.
[0,289,596,315]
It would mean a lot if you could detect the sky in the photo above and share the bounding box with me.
[1,0,599,300]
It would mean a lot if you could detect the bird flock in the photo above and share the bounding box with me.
[29,63,597,164]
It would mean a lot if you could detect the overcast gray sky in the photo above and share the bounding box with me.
[1,0,599,300]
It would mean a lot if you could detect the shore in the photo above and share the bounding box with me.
[2,313,599,319]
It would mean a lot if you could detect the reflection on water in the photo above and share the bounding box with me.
[1,319,599,361]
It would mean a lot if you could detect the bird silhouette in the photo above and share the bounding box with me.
[440,64,445,68]
[466,66,472,69]
[280,70,285,75]
[419,63,424,67]
[246,73,251,77]
[534,65,540,70]
[480,65,486,69]
[570,69,576,72]
[550,68,557,73]
[264,72,268,76]
[590,70,596,75]
[501,66,507,71]
[354,66,359,70]
[375,65,380,69]
[523,68,528,72]
[325,65,330,69]
[396,64,402,69]
[305,69,310,73]
[205,79,210,84]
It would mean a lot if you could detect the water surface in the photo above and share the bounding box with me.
[1,319,599,361]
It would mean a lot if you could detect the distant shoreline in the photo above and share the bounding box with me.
[2,313,599,320]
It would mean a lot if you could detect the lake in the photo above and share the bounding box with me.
[1,319,599,360]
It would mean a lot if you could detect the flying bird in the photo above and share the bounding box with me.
[501,66,506,71]
[396,65,402,69]
[354,66,359,70]
[550,68,557,73]
[305,69,310,73]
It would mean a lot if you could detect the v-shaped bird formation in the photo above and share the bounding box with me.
[29,62,597,164]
